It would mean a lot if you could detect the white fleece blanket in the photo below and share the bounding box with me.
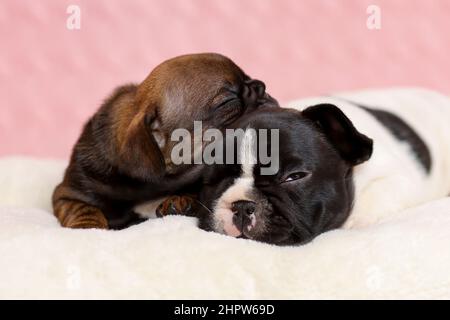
[1,156,450,299]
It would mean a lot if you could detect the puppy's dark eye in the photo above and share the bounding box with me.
[283,172,309,183]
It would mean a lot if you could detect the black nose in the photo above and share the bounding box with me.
[232,200,256,216]
[231,200,256,232]
[242,80,266,107]
[248,79,266,97]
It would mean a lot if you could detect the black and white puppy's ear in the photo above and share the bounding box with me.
[302,103,373,166]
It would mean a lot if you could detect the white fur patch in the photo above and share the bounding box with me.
[240,128,257,178]
[211,128,257,236]
[248,214,257,231]
[134,197,167,219]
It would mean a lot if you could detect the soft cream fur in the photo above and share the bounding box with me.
[1,88,450,299]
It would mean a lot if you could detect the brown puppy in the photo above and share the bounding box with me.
[53,53,279,229]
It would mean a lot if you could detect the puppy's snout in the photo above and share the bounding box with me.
[242,80,266,107]
[231,200,257,233]
[232,200,256,217]
[249,80,266,97]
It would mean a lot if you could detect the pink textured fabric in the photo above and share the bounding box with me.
[1,0,449,158]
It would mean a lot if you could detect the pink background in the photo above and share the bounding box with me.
[1,0,449,159]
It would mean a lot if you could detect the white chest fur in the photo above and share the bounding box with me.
[287,88,450,228]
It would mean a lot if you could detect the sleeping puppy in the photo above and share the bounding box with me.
[190,89,450,245]
[52,53,278,229]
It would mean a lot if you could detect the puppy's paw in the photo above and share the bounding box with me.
[156,195,197,217]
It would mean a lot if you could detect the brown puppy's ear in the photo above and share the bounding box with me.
[117,107,165,181]
[302,104,373,165]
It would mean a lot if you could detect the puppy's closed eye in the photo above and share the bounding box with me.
[214,96,240,111]
[213,100,243,125]
[282,171,310,183]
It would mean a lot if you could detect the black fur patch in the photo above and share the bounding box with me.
[344,100,432,173]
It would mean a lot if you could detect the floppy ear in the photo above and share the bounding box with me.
[302,104,373,165]
[117,107,166,181]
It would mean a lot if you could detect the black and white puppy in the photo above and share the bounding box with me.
[197,88,450,245]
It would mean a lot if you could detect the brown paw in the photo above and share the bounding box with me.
[62,208,109,229]
[156,195,196,217]
[54,198,109,230]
